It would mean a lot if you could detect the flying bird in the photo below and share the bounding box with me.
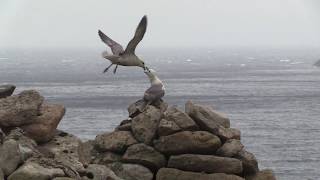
[98,15,148,74]
[143,68,165,105]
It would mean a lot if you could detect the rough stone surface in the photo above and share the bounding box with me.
[52,178,75,180]
[8,161,65,180]
[0,169,4,180]
[165,106,198,131]
[235,150,259,175]
[131,106,161,145]
[38,131,85,173]
[128,99,145,118]
[154,131,221,155]
[95,131,137,153]
[85,164,122,180]
[0,85,15,99]
[216,139,244,157]
[78,140,96,166]
[0,129,4,144]
[217,127,241,142]
[0,90,44,127]
[157,119,181,136]
[92,151,122,165]
[186,101,230,128]
[116,122,132,131]
[156,168,244,180]
[122,143,166,171]
[246,169,276,180]
[168,154,243,174]
[20,104,65,143]
[0,139,22,176]
[108,162,153,180]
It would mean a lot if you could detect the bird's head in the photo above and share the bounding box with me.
[137,59,147,70]
[144,68,156,79]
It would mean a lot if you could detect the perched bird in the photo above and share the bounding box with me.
[98,15,148,74]
[143,68,165,105]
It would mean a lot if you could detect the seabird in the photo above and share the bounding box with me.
[98,15,148,74]
[143,68,165,105]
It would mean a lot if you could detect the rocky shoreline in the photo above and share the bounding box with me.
[0,86,276,180]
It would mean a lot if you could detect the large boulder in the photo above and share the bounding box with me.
[185,101,230,130]
[0,85,15,99]
[157,119,181,136]
[7,161,65,180]
[168,154,243,174]
[108,162,153,180]
[128,100,145,118]
[154,131,221,155]
[95,131,137,153]
[235,150,259,175]
[165,106,198,131]
[0,139,22,176]
[216,139,244,157]
[245,169,276,180]
[116,119,132,131]
[131,106,161,145]
[78,140,96,166]
[84,164,122,180]
[156,168,244,180]
[38,131,85,173]
[20,104,65,143]
[122,143,166,171]
[0,90,44,127]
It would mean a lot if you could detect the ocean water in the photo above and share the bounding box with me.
[1,47,320,180]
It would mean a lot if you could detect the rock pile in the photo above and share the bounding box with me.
[0,86,276,180]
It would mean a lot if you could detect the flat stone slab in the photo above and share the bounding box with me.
[154,131,221,155]
[168,154,243,174]
[165,106,198,131]
[156,168,244,180]
[95,131,137,153]
[122,143,166,171]
[216,139,244,157]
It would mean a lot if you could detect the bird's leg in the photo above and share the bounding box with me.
[103,64,113,73]
[113,64,118,74]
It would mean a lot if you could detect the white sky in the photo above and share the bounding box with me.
[0,0,319,48]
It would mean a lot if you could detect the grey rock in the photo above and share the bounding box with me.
[245,169,276,180]
[168,154,243,174]
[156,168,244,180]
[38,131,85,173]
[95,131,137,153]
[0,84,15,99]
[235,150,259,175]
[122,143,166,171]
[217,127,241,142]
[0,139,22,176]
[52,178,75,180]
[165,106,198,131]
[93,151,122,165]
[185,101,230,132]
[157,119,181,136]
[154,131,221,155]
[0,129,4,144]
[108,162,153,180]
[78,140,96,166]
[7,161,65,180]
[0,90,44,127]
[131,106,161,145]
[20,104,65,143]
[216,139,244,157]
[0,168,3,180]
[85,164,122,180]
[116,120,132,131]
[128,99,145,118]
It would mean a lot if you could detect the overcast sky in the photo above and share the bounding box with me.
[0,0,320,49]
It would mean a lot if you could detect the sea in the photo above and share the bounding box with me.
[0,47,319,180]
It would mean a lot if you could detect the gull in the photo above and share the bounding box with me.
[143,68,165,105]
[98,15,148,74]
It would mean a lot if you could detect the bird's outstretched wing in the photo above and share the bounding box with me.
[124,15,147,54]
[98,30,124,55]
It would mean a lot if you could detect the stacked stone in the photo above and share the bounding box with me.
[88,100,276,180]
[0,86,65,143]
